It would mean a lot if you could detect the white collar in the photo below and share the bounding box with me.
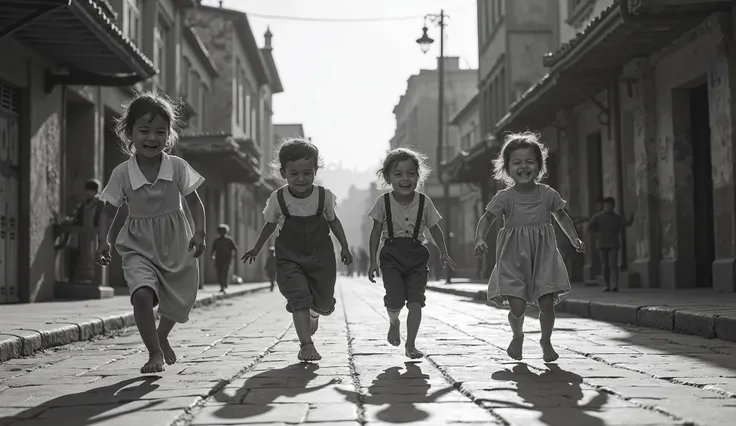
[128,152,174,190]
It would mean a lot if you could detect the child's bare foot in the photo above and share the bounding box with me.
[540,339,559,362]
[298,342,322,362]
[310,312,320,336]
[159,337,177,365]
[387,319,401,346]
[141,352,165,374]
[405,345,424,359]
[507,334,524,360]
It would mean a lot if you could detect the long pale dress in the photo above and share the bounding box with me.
[486,184,571,307]
[100,153,204,323]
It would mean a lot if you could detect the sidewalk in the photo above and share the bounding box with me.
[427,279,736,343]
[0,283,270,363]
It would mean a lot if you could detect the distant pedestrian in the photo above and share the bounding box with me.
[367,147,457,359]
[587,197,634,292]
[95,92,206,374]
[211,224,238,292]
[241,138,353,362]
[265,247,277,291]
[66,179,105,280]
[358,248,369,276]
[474,131,585,363]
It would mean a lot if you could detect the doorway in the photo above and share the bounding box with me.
[0,80,20,303]
[689,84,715,288]
[586,131,604,278]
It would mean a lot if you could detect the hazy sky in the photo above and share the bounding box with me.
[219,0,479,172]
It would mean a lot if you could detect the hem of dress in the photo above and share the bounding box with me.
[128,282,160,307]
[158,308,190,324]
[486,287,571,307]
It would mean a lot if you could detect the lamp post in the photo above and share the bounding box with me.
[417,10,452,284]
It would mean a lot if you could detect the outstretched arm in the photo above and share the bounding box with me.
[184,191,206,239]
[328,215,349,251]
[474,212,498,244]
[552,209,582,245]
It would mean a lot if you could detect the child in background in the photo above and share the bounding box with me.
[475,131,585,363]
[367,147,457,359]
[242,138,353,362]
[96,92,206,374]
[212,224,238,292]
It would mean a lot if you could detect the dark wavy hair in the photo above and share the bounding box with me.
[492,131,549,187]
[376,147,431,188]
[115,92,181,156]
[270,138,323,176]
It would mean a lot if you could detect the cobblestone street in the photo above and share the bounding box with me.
[1,277,736,425]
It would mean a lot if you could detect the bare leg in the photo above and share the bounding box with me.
[405,302,423,359]
[293,308,321,361]
[386,308,401,346]
[538,294,559,362]
[157,317,177,365]
[506,297,526,361]
[132,288,164,374]
[309,309,320,335]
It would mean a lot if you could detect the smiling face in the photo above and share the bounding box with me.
[280,157,316,194]
[388,159,419,196]
[131,113,169,158]
[507,147,540,186]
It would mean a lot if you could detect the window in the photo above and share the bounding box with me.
[245,93,251,137]
[181,57,191,97]
[154,21,168,92]
[123,0,142,46]
[485,0,493,38]
[251,108,257,141]
[567,0,595,27]
[200,84,208,131]
[235,58,242,125]
[190,71,201,130]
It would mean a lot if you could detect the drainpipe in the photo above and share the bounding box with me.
[609,72,628,271]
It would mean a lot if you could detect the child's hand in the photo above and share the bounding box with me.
[341,247,354,265]
[474,239,488,258]
[241,247,260,264]
[188,232,206,258]
[572,238,586,253]
[441,253,458,270]
[368,261,379,283]
[96,240,112,266]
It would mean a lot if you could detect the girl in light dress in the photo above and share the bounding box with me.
[96,92,206,374]
[474,132,585,362]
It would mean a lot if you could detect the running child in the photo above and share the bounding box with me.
[241,138,353,362]
[367,147,457,359]
[474,131,585,363]
[211,224,238,292]
[96,92,206,374]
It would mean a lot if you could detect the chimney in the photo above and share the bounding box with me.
[264,27,273,50]
[437,56,460,72]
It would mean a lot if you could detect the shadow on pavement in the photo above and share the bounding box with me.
[338,361,454,423]
[482,363,607,426]
[0,377,162,426]
[209,363,338,420]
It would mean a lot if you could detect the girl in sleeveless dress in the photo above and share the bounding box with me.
[96,92,206,374]
[474,132,585,363]
[242,138,353,362]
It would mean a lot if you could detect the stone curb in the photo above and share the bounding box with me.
[0,284,269,363]
[426,285,736,344]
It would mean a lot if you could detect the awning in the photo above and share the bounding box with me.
[0,0,157,91]
[497,0,730,133]
[179,132,260,184]
[443,136,499,184]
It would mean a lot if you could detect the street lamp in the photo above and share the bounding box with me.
[417,10,452,284]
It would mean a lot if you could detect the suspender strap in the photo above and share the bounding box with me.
[316,186,325,218]
[412,194,425,241]
[384,193,394,240]
[276,188,290,219]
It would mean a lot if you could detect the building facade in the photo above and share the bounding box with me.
[490,0,736,292]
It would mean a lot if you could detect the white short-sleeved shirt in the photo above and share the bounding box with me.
[100,153,204,218]
[263,185,337,230]
[368,191,442,244]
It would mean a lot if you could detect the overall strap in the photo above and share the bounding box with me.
[276,188,290,219]
[412,194,426,241]
[316,186,325,218]
[384,193,394,241]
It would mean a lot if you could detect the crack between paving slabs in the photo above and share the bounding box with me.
[343,284,510,426]
[417,288,704,425]
[357,283,701,425]
[338,283,368,425]
[169,307,292,426]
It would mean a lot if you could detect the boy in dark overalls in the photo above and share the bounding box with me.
[212,224,238,292]
[241,138,353,362]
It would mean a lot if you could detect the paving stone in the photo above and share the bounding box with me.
[493,406,677,425]
[191,403,309,424]
[304,403,358,422]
